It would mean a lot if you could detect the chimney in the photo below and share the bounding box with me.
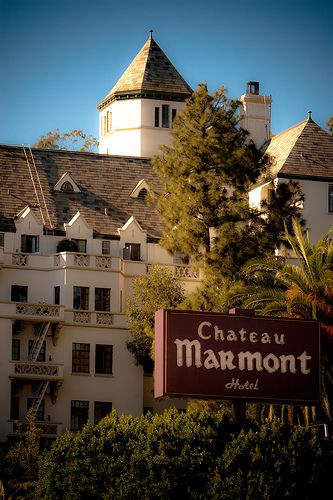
[239,81,272,149]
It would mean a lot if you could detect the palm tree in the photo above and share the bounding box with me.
[228,219,333,423]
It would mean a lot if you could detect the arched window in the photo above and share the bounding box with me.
[61,181,74,192]
[138,188,147,200]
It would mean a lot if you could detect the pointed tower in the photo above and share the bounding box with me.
[239,81,272,149]
[97,32,193,157]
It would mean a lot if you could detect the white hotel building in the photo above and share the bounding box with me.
[0,33,332,441]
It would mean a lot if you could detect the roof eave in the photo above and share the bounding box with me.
[97,89,192,111]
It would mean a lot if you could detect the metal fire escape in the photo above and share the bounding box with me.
[28,322,51,415]
[22,146,55,417]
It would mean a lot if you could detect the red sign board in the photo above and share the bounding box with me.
[154,309,321,403]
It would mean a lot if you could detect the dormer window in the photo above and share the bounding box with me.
[130,179,150,199]
[123,243,141,261]
[61,181,74,192]
[138,188,148,200]
[54,173,80,193]
[21,235,39,253]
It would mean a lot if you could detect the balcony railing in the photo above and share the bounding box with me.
[0,302,65,322]
[10,361,64,380]
[5,251,201,281]
[12,253,28,266]
[16,303,63,319]
[55,253,116,270]
[10,420,62,437]
[6,251,116,270]
[65,310,126,328]
[174,265,200,279]
[147,263,200,280]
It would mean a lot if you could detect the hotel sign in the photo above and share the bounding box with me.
[154,309,321,403]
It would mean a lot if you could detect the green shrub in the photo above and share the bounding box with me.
[33,411,333,500]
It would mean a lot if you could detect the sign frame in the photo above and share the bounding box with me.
[154,309,321,404]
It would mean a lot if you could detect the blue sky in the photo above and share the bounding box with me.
[1,0,332,147]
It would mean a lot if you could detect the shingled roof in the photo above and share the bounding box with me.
[265,116,333,181]
[0,145,163,237]
[98,33,193,110]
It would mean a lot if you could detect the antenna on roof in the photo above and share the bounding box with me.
[307,110,312,120]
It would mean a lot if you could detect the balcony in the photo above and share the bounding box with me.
[65,310,127,328]
[9,420,63,438]
[14,302,64,322]
[0,302,64,323]
[146,263,201,280]
[55,252,118,270]
[4,251,119,271]
[9,361,64,381]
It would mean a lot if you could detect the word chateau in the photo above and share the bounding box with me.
[197,321,286,345]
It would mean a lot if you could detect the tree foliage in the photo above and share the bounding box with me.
[33,128,98,152]
[152,84,303,282]
[226,219,333,421]
[32,410,333,499]
[0,410,42,499]
[126,265,185,370]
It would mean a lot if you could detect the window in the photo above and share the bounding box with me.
[329,185,333,213]
[11,285,28,302]
[21,235,39,253]
[28,340,46,362]
[61,181,74,192]
[138,188,147,200]
[10,397,20,420]
[124,243,141,261]
[27,398,45,421]
[0,233,4,247]
[120,290,123,313]
[106,111,112,133]
[154,107,160,127]
[72,239,87,253]
[54,286,60,305]
[71,400,89,431]
[172,108,177,125]
[95,288,111,312]
[102,240,111,255]
[73,286,89,310]
[72,343,90,373]
[94,401,112,425]
[162,104,169,128]
[173,252,189,265]
[12,339,20,361]
[101,115,106,136]
[95,344,113,374]
[267,188,275,204]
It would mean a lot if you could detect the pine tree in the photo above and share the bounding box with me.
[153,84,303,282]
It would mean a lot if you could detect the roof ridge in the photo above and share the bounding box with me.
[98,34,192,110]
[270,118,308,141]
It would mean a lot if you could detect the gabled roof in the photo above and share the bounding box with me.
[98,33,192,110]
[0,145,163,238]
[265,117,333,181]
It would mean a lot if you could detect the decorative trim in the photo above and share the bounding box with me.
[98,90,191,111]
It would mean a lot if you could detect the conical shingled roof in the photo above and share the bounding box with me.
[98,33,193,110]
[265,117,333,181]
